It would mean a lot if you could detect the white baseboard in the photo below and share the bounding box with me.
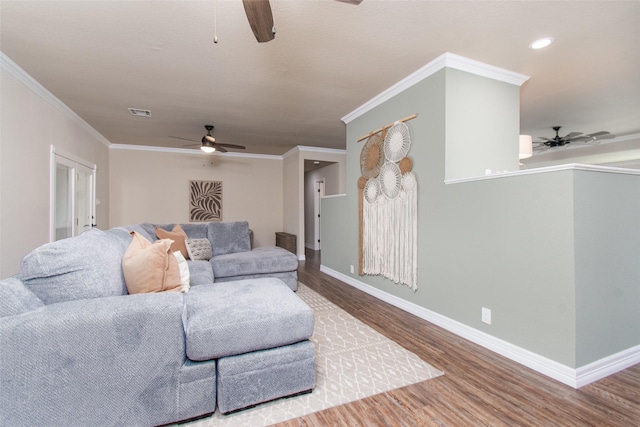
[319,264,640,389]
[298,254,306,261]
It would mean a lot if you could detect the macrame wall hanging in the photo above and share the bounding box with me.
[358,114,418,291]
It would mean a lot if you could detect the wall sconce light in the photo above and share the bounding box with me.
[519,135,533,159]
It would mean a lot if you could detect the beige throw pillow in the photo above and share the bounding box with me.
[123,231,182,294]
[155,224,189,259]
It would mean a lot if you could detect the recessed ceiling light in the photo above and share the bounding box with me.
[529,37,554,50]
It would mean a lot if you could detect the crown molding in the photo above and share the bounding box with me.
[109,144,283,160]
[342,52,530,124]
[297,145,347,155]
[1,51,112,147]
[282,145,346,160]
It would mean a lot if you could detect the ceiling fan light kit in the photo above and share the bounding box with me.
[200,144,216,153]
[169,124,247,154]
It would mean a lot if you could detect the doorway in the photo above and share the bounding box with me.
[50,147,96,241]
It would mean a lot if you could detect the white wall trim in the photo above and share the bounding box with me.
[444,162,640,185]
[1,51,112,148]
[109,143,282,160]
[341,52,530,124]
[298,254,306,261]
[297,146,347,155]
[319,264,640,388]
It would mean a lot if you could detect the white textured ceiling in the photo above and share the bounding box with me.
[1,0,639,156]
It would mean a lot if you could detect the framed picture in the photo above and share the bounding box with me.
[189,180,222,222]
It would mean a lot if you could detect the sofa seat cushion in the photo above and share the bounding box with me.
[210,247,298,279]
[183,278,314,361]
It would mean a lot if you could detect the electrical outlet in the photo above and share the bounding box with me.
[350,265,355,274]
[482,307,491,325]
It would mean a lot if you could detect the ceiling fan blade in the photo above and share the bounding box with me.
[169,136,199,143]
[594,133,615,140]
[242,0,275,43]
[216,143,246,149]
[563,132,583,140]
[335,0,363,4]
[217,146,228,153]
[183,143,203,147]
[585,131,611,138]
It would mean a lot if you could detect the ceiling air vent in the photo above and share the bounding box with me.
[128,108,152,117]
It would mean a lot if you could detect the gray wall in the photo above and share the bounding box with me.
[321,66,640,369]
[573,170,640,365]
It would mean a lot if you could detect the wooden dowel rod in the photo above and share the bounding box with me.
[356,113,418,142]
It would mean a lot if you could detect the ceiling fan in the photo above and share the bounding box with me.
[242,0,362,43]
[533,126,615,153]
[169,125,246,153]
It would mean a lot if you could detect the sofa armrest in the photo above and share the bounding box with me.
[0,292,186,427]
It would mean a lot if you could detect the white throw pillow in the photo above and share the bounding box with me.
[173,251,190,293]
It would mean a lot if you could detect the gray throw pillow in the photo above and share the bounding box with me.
[186,238,213,261]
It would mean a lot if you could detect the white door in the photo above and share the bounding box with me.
[51,147,96,241]
[75,164,95,234]
[314,180,325,250]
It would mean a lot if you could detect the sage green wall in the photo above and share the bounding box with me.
[445,68,520,179]
[322,68,582,367]
[573,170,640,365]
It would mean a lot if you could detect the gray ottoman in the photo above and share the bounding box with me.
[182,277,316,413]
[217,340,315,414]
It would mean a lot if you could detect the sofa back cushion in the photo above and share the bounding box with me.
[179,223,209,239]
[0,277,44,317]
[19,228,130,305]
[207,221,251,256]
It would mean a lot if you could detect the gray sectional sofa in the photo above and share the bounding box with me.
[0,221,315,426]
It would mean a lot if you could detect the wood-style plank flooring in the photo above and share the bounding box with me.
[276,249,640,427]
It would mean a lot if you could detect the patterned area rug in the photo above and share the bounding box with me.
[183,283,443,427]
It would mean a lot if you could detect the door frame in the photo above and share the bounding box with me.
[313,180,325,250]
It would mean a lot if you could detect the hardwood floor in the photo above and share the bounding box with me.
[276,249,640,427]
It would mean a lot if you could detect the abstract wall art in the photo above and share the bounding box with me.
[189,180,222,222]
